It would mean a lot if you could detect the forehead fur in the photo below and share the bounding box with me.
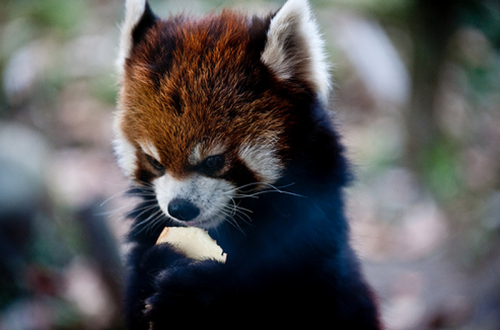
[117,11,296,177]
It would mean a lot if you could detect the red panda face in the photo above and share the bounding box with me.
[115,0,331,228]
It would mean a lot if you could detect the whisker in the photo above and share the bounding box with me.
[230,207,253,224]
[234,188,304,199]
[146,211,166,235]
[96,203,135,218]
[127,190,156,197]
[220,209,247,234]
[132,208,164,234]
[229,201,254,215]
[100,189,130,207]
[222,198,254,233]
[226,181,304,199]
[130,204,160,226]
[235,190,303,199]
[217,181,304,234]
[224,182,262,194]
[129,203,160,218]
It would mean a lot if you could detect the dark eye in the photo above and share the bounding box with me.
[147,155,165,172]
[203,155,224,171]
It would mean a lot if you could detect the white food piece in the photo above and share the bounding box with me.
[156,227,227,263]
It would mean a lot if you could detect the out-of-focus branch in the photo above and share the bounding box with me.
[405,0,456,175]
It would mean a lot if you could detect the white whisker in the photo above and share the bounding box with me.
[100,189,130,207]
[215,181,304,232]
[220,208,247,234]
[96,203,134,218]
[229,182,304,199]
[132,208,164,234]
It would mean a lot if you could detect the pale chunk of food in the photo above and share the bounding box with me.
[156,227,227,263]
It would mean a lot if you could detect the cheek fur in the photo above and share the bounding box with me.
[113,135,138,178]
[238,140,283,184]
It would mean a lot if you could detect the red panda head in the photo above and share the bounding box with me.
[114,0,331,228]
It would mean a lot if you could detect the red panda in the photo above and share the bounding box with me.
[114,0,382,328]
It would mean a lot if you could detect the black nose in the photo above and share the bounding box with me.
[167,198,200,221]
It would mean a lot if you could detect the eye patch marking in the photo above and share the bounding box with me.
[139,141,161,161]
[146,154,165,173]
[189,142,227,166]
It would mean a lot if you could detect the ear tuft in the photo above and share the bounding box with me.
[261,0,331,104]
[116,0,157,80]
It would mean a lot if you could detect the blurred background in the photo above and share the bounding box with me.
[0,0,499,329]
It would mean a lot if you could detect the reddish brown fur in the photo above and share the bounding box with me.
[117,11,303,182]
[118,5,383,328]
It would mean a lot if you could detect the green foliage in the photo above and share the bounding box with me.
[421,138,462,202]
[5,0,87,38]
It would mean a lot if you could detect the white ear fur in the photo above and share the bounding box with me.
[261,0,331,104]
[116,0,148,80]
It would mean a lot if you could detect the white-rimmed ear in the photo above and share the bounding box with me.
[261,0,331,104]
[116,0,157,80]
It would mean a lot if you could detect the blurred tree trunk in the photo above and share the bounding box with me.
[405,0,457,176]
